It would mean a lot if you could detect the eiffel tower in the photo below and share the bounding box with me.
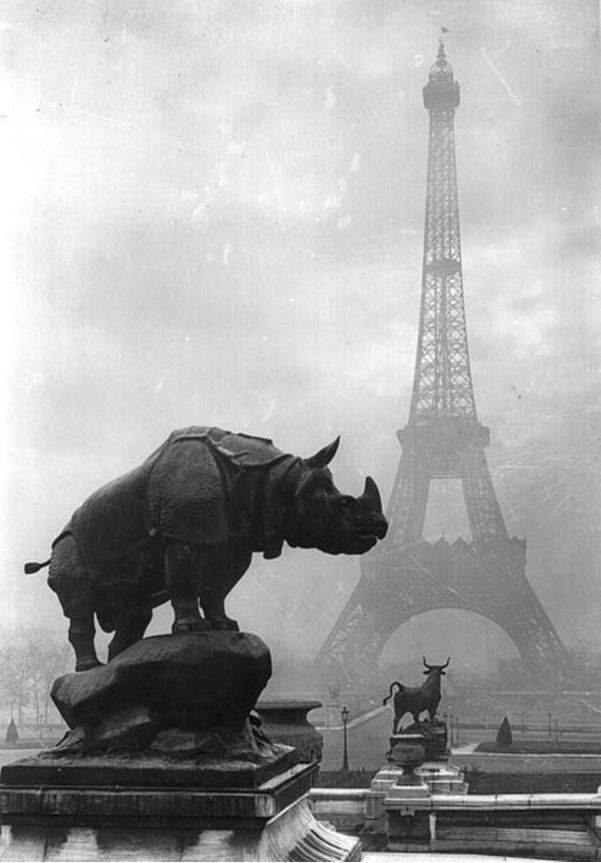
[317,42,574,686]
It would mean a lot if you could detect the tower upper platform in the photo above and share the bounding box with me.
[423,42,460,110]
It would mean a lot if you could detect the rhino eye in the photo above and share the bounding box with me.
[336,496,354,511]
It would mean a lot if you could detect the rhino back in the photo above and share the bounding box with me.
[212,430,287,467]
[69,427,289,575]
[70,462,150,577]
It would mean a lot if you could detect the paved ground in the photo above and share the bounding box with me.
[320,705,392,770]
[362,855,558,863]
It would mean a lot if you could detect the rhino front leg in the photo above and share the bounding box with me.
[199,547,252,631]
[164,542,205,633]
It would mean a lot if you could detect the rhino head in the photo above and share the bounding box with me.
[284,437,388,555]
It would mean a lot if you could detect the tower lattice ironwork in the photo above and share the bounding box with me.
[317,43,574,685]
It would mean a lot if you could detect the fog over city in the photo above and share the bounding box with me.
[1,0,600,681]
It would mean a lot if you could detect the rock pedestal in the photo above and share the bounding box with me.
[50,631,272,755]
[0,633,359,861]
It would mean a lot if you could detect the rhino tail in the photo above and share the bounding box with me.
[24,559,51,575]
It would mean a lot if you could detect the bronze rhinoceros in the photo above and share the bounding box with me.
[26,426,387,671]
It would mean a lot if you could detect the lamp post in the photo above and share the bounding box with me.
[341,706,349,771]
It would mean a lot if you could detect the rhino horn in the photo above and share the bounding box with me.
[359,476,382,511]
[305,436,340,469]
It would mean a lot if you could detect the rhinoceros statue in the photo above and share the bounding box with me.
[26,426,387,671]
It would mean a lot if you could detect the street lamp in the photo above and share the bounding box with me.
[341,706,350,771]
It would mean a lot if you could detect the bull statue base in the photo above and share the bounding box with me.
[388,719,449,763]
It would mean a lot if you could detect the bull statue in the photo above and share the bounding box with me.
[25,426,387,672]
[382,657,450,734]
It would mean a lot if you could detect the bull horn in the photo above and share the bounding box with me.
[305,436,340,469]
[441,656,451,669]
[423,656,431,669]
[360,476,382,511]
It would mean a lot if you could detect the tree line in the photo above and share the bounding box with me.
[0,629,70,736]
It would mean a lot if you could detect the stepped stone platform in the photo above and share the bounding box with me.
[0,761,359,860]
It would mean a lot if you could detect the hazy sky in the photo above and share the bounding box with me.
[1,0,600,675]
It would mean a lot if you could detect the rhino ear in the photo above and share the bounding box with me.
[305,437,340,470]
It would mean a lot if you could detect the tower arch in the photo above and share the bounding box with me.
[380,608,520,676]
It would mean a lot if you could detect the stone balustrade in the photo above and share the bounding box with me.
[310,787,601,859]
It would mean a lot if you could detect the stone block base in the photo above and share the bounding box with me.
[0,761,360,861]
[2,746,295,791]
[386,808,431,848]
[365,757,467,838]
[0,797,360,861]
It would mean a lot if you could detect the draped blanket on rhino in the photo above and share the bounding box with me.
[51,427,301,629]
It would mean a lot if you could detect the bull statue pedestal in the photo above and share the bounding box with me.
[387,721,467,796]
[365,720,468,843]
[394,719,449,762]
[0,632,360,861]
[382,722,468,850]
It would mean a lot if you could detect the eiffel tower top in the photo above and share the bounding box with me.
[430,41,453,79]
[423,40,460,111]
[408,40,478,433]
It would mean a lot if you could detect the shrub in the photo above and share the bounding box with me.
[496,716,513,748]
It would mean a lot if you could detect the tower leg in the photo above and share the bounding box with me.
[316,538,576,688]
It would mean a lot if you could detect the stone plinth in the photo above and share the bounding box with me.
[0,762,360,860]
[256,700,323,762]
[3,745,295,790]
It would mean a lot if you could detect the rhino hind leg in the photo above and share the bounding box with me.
[164,542,205,633]
[69,614,102,672]
[48,534,101,672]
[107,605,153,662]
